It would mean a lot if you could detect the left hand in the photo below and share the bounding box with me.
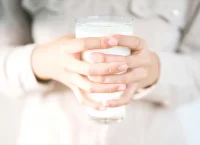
[88,34,160,107]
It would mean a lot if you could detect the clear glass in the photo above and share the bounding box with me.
[75,16,134,124]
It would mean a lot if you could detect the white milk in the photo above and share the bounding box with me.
[76,21,133,124]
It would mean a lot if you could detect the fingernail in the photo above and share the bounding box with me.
[118,64,128,72]
[107,37,118,46]
[118,85,126,91]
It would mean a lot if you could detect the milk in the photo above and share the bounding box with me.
[76,19,133,124]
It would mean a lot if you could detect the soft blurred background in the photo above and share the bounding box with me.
[0,1,22,144]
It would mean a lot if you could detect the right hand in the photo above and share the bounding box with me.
[31,35,128,110]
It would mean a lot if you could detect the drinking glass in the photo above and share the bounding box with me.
[75,16,134,124]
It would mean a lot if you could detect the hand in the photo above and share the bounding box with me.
[88,34,160,107]
[31,35,128,110]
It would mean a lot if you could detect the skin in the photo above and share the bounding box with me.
[31,34,160,110]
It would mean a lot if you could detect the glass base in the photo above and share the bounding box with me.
[88,115,124,124]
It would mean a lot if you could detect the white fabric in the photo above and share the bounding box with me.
[0,44,53,98]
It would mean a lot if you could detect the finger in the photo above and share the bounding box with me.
[88,67,148,84]
[113,34,147,51]
[73,74,127,93]
[105,84,137,108]
[72,87,106,111]
[89,51,151,68]
[60,36,118,53]
[70,85,83,103]
[63,56,128,76]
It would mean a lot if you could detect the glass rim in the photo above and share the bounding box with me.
[75,16,133,26]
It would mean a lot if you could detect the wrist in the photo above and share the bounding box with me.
[147,52,160,86]
[31,44,51,81]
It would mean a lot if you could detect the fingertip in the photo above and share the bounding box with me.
[108,37,118,46]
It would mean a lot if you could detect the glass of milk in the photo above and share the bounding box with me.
[75,16,134,124]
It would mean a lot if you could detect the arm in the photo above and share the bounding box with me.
[144,6,200,107]
[144,51,200,107]
[0,45,52,98]
[0,0,51,98]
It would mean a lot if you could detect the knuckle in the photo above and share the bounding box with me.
[85,67,95,75]
[108,64,119,73]
[96,53,106,63]
[106,85,115,93]
[100,37,107,48]
[111,86,117,92]
[101,54,106,63]
[113,85,121,92]
[108,67,114,73]
[98,76,106,83]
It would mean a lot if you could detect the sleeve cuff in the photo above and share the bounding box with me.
[6,44,54,94]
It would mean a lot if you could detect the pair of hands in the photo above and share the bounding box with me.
[32,34,160,110]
